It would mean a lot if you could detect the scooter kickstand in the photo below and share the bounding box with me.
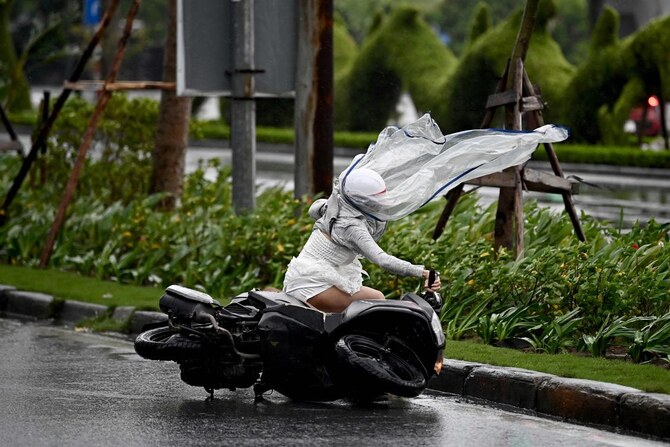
[253,382,270,403]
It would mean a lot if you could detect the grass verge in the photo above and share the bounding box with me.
[446,339,670,394]
[1,264,668,394]
[0,265,161,310]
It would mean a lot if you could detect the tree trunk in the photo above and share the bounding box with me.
[0,0,32,112]
[149,0,191,210]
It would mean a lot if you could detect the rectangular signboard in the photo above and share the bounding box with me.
[83,0,102,26]
[177,0,298,97]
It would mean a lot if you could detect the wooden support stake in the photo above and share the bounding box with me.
[432,185,463,240]
[494,57,525,255]
[39,0,141,267]
[522,69,586,242]
[0,0,121,226]
[480,60,510,128]
[63,80,176,91]
[432,0,584,253]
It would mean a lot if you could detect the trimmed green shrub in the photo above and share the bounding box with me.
[558,8,628,143]
[342,6,457,131]
[334,16,359,130]
[558,10,670,144]
[626,14,670,101]
[334,15,359,80]
[467,3,492,47]
[436,0,574,133]
[531,143,670,168]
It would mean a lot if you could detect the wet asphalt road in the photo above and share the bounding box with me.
[1,319,666,446]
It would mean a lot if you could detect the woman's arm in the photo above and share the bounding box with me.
[339,224,424,277]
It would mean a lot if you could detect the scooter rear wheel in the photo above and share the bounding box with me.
[335,334,426,398]
[134,327,211,361]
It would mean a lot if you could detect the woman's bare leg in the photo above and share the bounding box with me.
[307,286,384,313]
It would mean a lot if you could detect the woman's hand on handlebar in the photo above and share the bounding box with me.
[422,270,441,291]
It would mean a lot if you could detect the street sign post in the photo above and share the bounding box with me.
[176,0,297,97]
[177,0,299,212]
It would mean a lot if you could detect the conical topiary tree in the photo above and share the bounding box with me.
[0,0,32,112]
[467,2,492,48]
[624,14,670,147]
[435,0,574,133]
[549,8,670,145]
[333,13,359,130]
[341,6,457,131]
[557,6,629,143]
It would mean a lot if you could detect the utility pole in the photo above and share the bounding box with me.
[231,0,256,212]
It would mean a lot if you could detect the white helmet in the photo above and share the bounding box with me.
[342,168,386,198]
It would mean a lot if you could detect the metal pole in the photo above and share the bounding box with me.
[230,0,256,213]
[294,0,333,199]
[294,0,312,198]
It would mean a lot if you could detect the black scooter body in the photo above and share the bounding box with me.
[135,286,445,402]
[251,290,442,401]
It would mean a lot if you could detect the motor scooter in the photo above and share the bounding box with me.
[134,274,445,402]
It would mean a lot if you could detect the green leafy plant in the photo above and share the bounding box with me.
[627,313,670,363]
[477,305,538,345]
[42,95,159,203]
[522,308,583,354]
[581,313,642,357]
[441,292,492,340]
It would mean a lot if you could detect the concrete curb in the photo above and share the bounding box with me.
[0,285,165,334]
[0,284,668,441]
[428,361,670,440]
[0,289,53,320]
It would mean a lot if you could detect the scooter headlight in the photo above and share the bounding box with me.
[430,311,445,346]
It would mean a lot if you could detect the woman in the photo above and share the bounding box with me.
[282,167,440,313]
[283,114,568,312]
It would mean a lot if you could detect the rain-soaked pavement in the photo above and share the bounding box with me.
[0,318,666,447]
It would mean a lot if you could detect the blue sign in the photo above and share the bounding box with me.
[83,0,102,26]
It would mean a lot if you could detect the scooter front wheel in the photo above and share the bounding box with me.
[134,327,211,361]
[335,334,426,398]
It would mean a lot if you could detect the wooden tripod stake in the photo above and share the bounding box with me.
[432,0,585,256]
[39,0,142,267]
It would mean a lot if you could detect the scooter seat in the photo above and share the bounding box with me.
[248,290,322,312]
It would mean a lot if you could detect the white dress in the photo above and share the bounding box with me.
[283,230,364,300]
[282,198,424,303]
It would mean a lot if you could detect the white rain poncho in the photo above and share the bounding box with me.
[337,113,569,222]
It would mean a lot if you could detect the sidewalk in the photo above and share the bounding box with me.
[1,283,668,441]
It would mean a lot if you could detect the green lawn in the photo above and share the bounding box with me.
[0,264,161,310]
[1,264,669,394]
[445,339,670,394]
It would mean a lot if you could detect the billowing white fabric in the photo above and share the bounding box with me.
[339,113,570,221]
